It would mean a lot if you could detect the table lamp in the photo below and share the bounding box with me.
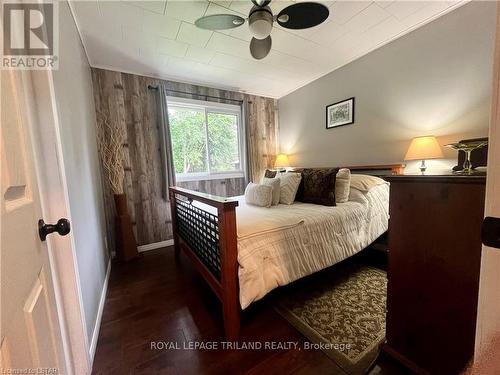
[274,154,290,172]
[405,136,443,174]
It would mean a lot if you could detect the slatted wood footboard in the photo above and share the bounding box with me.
[169,187,240,340]
[169,164,405,340]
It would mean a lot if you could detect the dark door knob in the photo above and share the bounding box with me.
[482,216,500,249]
[38,218,71,241]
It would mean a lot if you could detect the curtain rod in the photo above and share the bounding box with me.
[148,85,244,103]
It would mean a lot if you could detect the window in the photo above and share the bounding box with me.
[167,97,245,181]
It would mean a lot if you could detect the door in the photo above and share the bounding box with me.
[473,2,500,373]
[0,69,67,372]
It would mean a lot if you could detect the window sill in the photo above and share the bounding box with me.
[176,173,245,183]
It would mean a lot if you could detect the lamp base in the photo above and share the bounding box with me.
[419,160,427,174]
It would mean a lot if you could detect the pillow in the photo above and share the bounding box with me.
[335,168,351,203]
[245,183,273,207]
[295,168,339,206]
[350,174,387,192]
[262,177,281,206]
[348,188,369,205]
[279,172,302,205]
[264,169,277,178]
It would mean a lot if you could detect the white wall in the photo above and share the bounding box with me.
[52,1,109,343]
[279,2,496,174]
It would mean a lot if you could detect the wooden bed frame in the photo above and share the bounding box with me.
[169,164,404,340]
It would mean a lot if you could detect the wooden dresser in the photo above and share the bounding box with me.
[383,175,486,375]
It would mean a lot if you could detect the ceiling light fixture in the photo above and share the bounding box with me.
[248,7,273,40]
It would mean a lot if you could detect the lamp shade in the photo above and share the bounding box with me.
[274,154,290,168]
[405,136,444,161]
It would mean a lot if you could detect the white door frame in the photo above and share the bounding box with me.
[27,68,92,374]
[474,0,500,367]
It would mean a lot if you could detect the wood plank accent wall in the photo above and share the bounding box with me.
[246,94,279,184]
[176,177,246,198]
[91,68,277,246]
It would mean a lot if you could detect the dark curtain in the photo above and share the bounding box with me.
[156,84,176,200]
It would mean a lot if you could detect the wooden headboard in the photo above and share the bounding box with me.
[342,164,405,176]
[292,164,405,176]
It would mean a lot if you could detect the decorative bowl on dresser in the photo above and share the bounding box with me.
[383,174,486,375]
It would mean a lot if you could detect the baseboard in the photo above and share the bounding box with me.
[89,259,111,364]
[137,239,174,253]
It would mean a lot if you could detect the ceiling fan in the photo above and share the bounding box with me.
[194,0,329,60]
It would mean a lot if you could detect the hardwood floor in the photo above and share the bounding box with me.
[92,247,411,375]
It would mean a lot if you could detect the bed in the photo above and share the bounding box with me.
[169,164,404,340]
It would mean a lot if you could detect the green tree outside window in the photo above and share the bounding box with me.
[168,104,242,177]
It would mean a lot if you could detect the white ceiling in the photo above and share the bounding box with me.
[70,0,468,98]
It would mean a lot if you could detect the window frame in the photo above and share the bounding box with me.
[166,96,246,182]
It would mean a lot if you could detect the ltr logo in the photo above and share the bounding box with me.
[2,1,58,69]
[3,2,53,55]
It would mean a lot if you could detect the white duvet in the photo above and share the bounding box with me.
[193,183,390,309]
[236,183,390,309]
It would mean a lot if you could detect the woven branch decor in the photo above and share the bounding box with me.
[96,109,126,194]
[95,108,138,261]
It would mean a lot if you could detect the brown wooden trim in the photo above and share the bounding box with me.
[385,174,487,184]
[381,344,430,375]
[169,189,181,259]
[342,163,405,175]
[218,205,240,341]
[170,186,239,210]
[291,164,406,175]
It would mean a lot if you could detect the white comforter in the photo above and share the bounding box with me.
[237,183,390,309]
[193,183,390,309]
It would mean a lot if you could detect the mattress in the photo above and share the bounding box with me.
[237,183,390,309]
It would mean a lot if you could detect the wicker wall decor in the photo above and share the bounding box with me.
[95,104,138,261]
[95,109,126,194]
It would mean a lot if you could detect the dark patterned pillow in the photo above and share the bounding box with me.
[295,168,339,206]
[264,169,277,178]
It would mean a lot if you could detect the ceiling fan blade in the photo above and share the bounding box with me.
[195,14,245,30]
[250,36,272,60]
[277,2,329,30]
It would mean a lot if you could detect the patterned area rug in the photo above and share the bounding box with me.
[274,263,387,375]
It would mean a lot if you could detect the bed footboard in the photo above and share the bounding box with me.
[169,187,240,340]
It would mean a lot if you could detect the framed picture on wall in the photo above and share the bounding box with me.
[326,97,355,129]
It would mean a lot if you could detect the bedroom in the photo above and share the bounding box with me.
[1,0,500,374]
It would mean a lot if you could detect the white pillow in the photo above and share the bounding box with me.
[245,183,273,207]
[350,174,387,192]
[262,177,281,206]
[279,172,302,205]
[348,188,369,205]
[335,168,351,203]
